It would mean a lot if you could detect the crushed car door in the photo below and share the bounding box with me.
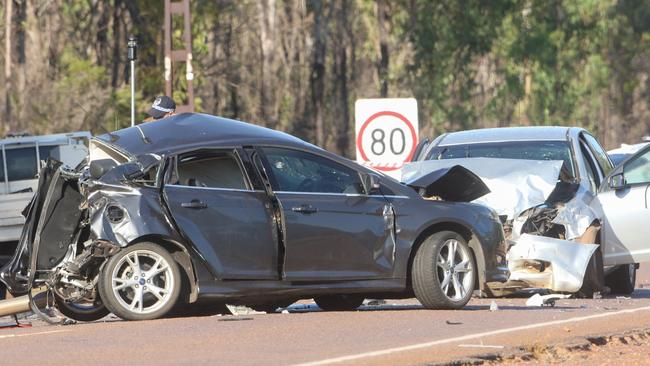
[258,147,395,281]
[162,149,279,280]
[591,145,650,265]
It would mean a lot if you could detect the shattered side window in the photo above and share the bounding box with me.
[262,148,364,194]
[624,150,650,185]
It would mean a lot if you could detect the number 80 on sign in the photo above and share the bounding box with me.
[356,108,418,173]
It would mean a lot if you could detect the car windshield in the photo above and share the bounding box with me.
[426,140,576,178]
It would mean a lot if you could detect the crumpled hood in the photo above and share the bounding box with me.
[403,165,490,202]
[403,158,563,219]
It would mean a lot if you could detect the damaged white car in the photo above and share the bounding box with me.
[405,126,650,297]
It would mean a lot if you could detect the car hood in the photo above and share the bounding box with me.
[403,158,564,219]
[403,165,490,202]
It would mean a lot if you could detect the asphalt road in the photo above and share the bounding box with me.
[2,267,650,366]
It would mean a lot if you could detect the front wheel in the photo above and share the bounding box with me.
[99,242,181,321]
[412,231,475,309]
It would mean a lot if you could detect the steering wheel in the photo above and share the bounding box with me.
[296,178,315,192]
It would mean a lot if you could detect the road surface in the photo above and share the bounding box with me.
[2,267,650,365]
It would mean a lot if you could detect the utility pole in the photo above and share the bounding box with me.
[4,0,12,132]
[164,0,194,112]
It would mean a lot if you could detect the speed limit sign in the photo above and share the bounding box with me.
[355,98,418,178]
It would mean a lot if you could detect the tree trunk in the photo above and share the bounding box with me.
[111,0,122,89]
[335,0,350,157]
[376,0,389,97]
[257,0,276,125]
[309,0,327,147]
[4,0,11,132]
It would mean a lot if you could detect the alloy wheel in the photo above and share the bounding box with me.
[111,250,175,315]
[435,239,474,301]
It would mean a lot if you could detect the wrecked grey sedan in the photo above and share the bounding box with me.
[0,113,507,321]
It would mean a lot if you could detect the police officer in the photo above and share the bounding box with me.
[146,96,176,121]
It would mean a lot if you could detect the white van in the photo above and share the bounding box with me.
[0,132,90,263]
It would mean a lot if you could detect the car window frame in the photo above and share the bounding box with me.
[578,141,600,192]
[581,132,614,180]
[166,147,255,192]
[256,146,368,195]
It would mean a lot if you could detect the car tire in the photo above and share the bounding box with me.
[314,294,364,311]
[99,242,181,321]
[54,291,110,322]
[412,231,475,310]
[576,247,606,298]
[606,263,636,295]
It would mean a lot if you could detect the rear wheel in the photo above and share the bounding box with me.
[54,290,110,322]
[606,263,636,295]
[99,242,181,321]
[314,294,364,311]
[412,231,475,309]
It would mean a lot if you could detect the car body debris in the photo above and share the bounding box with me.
[525,293,571,307]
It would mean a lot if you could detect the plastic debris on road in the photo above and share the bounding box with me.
[489,300,499,311]
[526,293,571,307]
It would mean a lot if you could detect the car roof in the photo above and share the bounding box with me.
[95,113,314,156]
[437,126,573,146]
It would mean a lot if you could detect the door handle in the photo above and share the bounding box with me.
[181,199,208,209]
[292,205,318,214]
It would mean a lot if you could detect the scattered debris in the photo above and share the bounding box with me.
[281,309,290,314]
[616,296,632,300]
[446,320,463,325]
[526,293,571,307]
[217,317,254,322]
[593,292,603,299]
[489,300,499,311]
[365,299,387,306]
[225,305,266,316]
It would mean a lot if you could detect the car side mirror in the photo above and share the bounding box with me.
[609,173,626,190]
[361,173,381,194]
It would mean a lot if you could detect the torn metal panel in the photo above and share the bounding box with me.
[403,165,490,202]
[507,234,598,292]
[551,190,598,240]
[402,158,563,219]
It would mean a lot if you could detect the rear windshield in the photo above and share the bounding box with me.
[426,140,576,178]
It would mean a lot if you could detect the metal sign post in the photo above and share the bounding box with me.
[164,0,194,112]
[127,37,138,126]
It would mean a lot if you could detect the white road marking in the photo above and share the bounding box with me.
[458,344,505,349]
[294,305,650,366]
[0,329,69,340]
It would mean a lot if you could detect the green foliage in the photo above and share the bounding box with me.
[2,0,648,152]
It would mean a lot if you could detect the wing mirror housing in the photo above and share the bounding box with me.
[361,173,381,195]
[609,173,626,190]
